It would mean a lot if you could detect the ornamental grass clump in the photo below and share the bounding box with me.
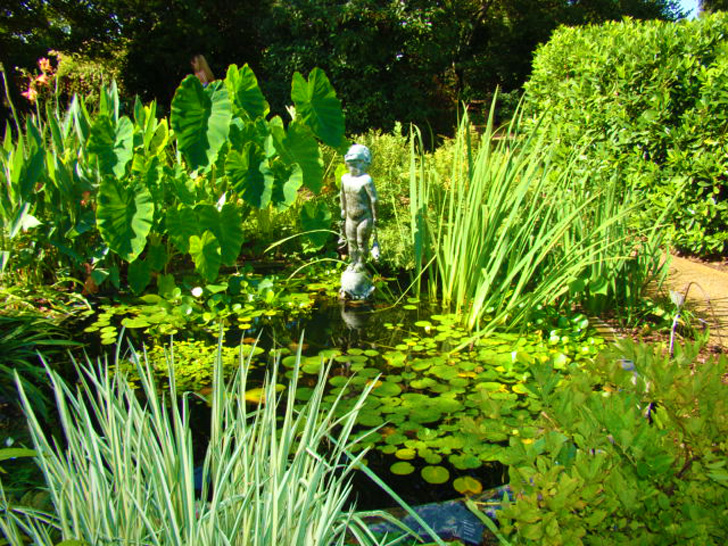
[1,338,414,545]
[409,97,670,333]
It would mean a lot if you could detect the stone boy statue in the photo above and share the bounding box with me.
[339,144,379,299]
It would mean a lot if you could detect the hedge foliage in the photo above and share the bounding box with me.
[524,13,728,257]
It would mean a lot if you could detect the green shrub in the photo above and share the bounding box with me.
[497,339,728,544]
[524,13,728,257]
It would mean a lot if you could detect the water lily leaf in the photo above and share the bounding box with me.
[411,378,437,390]
[171,77,232,172]
[383,351,407,367]
[120,317,150,329]
[318,349,341,359]
[477,382,506,392]
[429,365,459,381]
[395,448,416,460]
[294,387,314,401]
[412,360,433,372]
[421,465,449,484]
[302,361,322,374]
[512,383,532,395]
[378,397,401,410]
[358,411,383,427]
[384,432,408,446]
[453,476,483,496]
[373,381,402,397]
[291,68,345,149]
[390,461,415,476]
[410,407,442,424]
[424,451,443,465]
[96,178,154,262]
[379,444,397,455]
[329,376,349,387]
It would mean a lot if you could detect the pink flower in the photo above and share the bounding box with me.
[35,73,50,86]
[21,87,38,102]
[38,58,52,74]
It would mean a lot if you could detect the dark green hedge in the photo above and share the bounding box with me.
[524,13,728,257]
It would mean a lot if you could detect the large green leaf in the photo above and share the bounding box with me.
[196,203,245,266]
[189,230,222,282]
[128,257,151,294]
[225,64,269,120]
[87,115,133,178]
[165,204,199,253]
[263,160,303,211]
[171,77,232,172]
[269,117,324,193]
[225,142,271,208]
[291,69,345,149]
[96,178,154,262]
[300,201,332,249]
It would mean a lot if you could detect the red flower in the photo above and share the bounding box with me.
[38,58,52,74]
[21,87,38,102]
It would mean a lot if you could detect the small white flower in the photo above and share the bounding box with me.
[191,287,203,297]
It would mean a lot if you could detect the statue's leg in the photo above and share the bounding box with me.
[345,217,360,265]
[356,217,373,265]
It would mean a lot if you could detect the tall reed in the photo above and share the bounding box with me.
[409,98,669,332]
[3,339,416,545]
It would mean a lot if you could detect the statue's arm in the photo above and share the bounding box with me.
[365,176,378,224]
[340,178,347,220]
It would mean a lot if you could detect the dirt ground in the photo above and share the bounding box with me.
[667,255,728,351]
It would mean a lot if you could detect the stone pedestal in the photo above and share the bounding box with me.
[339,266,375,300]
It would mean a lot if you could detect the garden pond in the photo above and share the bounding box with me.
[83,271,605,510]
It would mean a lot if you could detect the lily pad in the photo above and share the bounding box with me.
[390,462,415,476]
[421,465,450,484]
[383,351,407,367]
[453,476,483,496]
[395,448,416,460]
[372,381,402,397]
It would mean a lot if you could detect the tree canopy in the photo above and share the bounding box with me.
[2,0,685,133]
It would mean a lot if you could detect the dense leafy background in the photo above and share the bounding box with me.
[523,12,728,256]
[2,0,684,135]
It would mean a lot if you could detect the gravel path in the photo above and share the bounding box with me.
[667,256,728,349]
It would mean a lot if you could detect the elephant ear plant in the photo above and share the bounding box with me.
[1,337,425,546]
[1,63,343,291]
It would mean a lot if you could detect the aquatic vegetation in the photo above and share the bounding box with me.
[83,265,340,345]
[285,309,605,494]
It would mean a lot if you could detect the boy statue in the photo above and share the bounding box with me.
[339,144,379,299]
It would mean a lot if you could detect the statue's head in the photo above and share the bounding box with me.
[344,144,371,169]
